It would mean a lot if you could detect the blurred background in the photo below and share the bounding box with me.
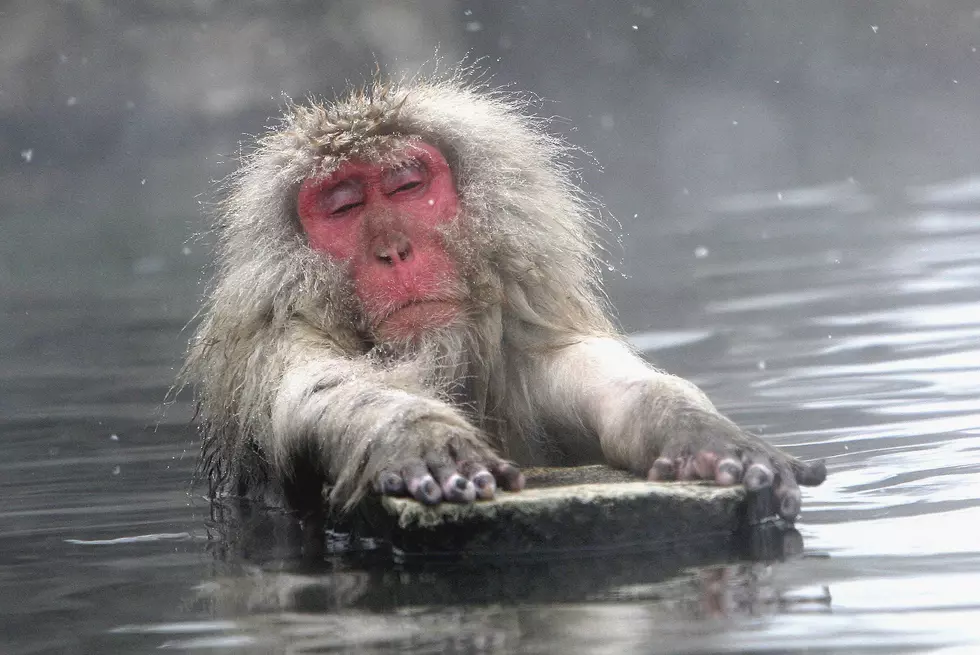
[5,0,980,318]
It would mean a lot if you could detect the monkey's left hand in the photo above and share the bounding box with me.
[643,406,826,521]
[535,338,826,522]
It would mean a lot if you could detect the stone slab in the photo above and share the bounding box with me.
[361,465,785,556]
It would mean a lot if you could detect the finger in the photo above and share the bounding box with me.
[648,456,676,481]
[427,456,476,503]
[442,473,477,503]
[692,451,719,479]
[401,461,442,505]
[714,457,744,486]
[491,462,525,491]
[459,461,496,500]
[677,456,699,481]
[375,469,405,496]
[741,456,774,491]
[772,463,803,520]
[470,470,496,500]
[793,459,827,486]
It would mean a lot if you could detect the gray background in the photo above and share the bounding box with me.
[4,0,980,330]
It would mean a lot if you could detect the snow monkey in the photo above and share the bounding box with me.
[183,74,826,520]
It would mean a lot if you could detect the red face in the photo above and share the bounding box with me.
[296,142,462,340]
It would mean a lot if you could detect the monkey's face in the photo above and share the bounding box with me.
[296,142,465,342]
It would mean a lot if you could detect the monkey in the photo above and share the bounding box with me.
[182,72,826,521]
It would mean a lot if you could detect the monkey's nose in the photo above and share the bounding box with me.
[373,234,413,265]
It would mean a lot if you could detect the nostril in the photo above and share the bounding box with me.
[373,245,391,263]
[397,241,412,261]
[372,233,413,265]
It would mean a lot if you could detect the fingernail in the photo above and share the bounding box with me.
[716,459,742,486]
[411,476,441,504]
[379,472,404,495]
[443,475,476,503]
[743,463,773,490]
[470,471,496,500]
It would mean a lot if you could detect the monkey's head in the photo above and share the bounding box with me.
[214,75,611,350]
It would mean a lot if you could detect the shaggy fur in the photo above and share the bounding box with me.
[183,72,824,515]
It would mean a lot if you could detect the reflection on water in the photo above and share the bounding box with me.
[4,184,980,653]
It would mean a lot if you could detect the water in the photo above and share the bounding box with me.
[4,185,980,653]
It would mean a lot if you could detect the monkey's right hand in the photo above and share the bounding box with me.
[372,420,525,505]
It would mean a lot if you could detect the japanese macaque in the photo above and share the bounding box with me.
[183,73,826,520]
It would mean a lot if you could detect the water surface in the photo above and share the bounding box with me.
[4,185,980,653]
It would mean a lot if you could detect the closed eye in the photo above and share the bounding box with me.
[392,180,422,194]
[318,180,365,216]
[332,200,364,214]
[383,160,428,196]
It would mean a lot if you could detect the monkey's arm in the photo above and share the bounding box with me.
[263,324,523,509]
[530,337,826,520]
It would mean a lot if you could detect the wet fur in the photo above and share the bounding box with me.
[182,71,821,513]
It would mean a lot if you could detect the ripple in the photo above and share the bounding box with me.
[65,532,193,545]
[628,329,714,353]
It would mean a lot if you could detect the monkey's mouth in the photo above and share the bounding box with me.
[375,300,461,340]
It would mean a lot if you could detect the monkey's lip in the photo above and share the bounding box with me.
[376,300,461,338]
